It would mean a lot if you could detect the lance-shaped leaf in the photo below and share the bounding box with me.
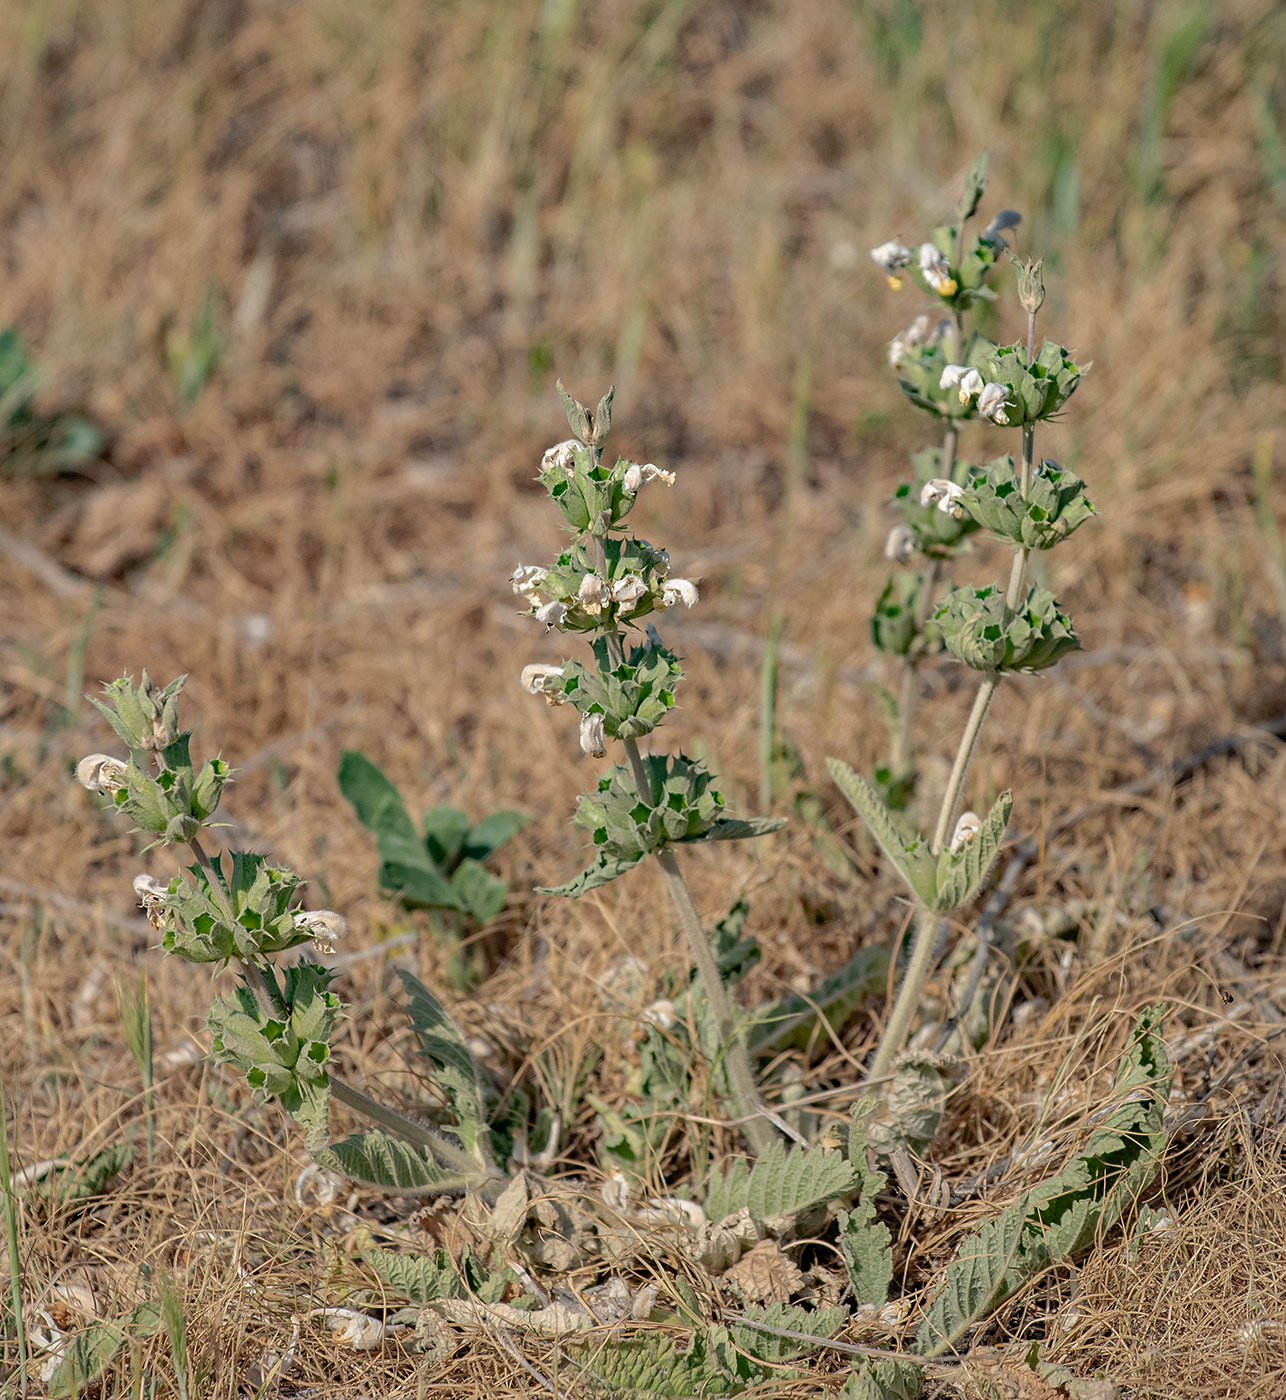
[931,790,1012,912]
[314,1129,483,1196]
[958,150,988,221]
[827,759,937,904]
[395,968,489,1157]
[706,1139,858,1224]
[536,850,646,898]
[685,815,787,843]
[750,945,888,1057]
[914,1204,1026,1356]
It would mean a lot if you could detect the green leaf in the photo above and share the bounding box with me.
[380,858,469,912]
[842,1359,925,1400]
[537,850,646,898]
[395,968,489,1138]
[338,750,418,846]
[731,1302,848,1361]
[839,1102,893,1306]
[932,790,1013,912]
[706,1139,858,1224]
[958,150,989,221]
[827,758,936,903]
[365,1246,462,1303]
[685,815,787,842]
[914,1204,1026,1356]
[422,805,470,870]
[750,945,889,1057]
[315,1130,478,1195]
[465,810,530,860]
[451,857,508,922]
[44,1301,160,1398]
[27,1143,133,1205]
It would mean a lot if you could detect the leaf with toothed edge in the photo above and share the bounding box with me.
[827,758,937,904]
[931,790,1012,911]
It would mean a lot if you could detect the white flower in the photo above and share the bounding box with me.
[949,811,983,853]
[918,242,958,298]
[939,365,984,403]
[535,599,568,629]
[977,382,1011,424]
[888,314,940,368]
[870,240,913,287]
[579,711,606,757]
[642,998,677,1030]
[610,574,649,608]
[623,462,676,493]
[77,753,127,795]
[920,478,966,518]
[577,573,610,615]
[982,208,1022,247]
[660,577,699,609]
[292,909,348,955]
[132,873,170,906]
[510,564,547,600]
[884,524,915,565]
[520,663,566,702]
[540,439,581,477]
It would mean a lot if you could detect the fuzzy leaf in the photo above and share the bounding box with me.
[706,1139,857,1224]
[396,968,488,1135]
[315,1129,479,1195]
[827,758,936,903]
[839,1102,893,1306]
[932,790,1012,911]
[379,857,469,912]
[686,815,787,843]
[450,857,508,922]
[44,1301,160,1398]
[365,1246,462,1304]
[843,1359,924,1400]
[465,810,530,860]
[537,850,646,897]
[958,150,988,221]
[422,805,470,869]
[750,944,889,1057]
[914,1205,1026,1356]
[731,1302,848,1361]
[27,1143,133,1205]
[338,750,419,846]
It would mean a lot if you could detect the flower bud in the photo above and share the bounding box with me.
[521,664,567,702]
[292,909,348,956]
[920,479,966,518]
[949,811,983,853]
[579,711,606,758]
[163,813,200,845]
[884,525,915,565]
[977,382,1011,424]
[660,578,699,609]
[77,753,127,795]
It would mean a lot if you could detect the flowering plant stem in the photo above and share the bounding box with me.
[589,532,777,1154]
[870,311,1039,1084]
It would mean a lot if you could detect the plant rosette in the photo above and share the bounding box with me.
[512,535,695,634]
[158,853,310,964]
[934,582,1080,673]
[960,456,1095,550]
[895,330,997,421]
[871,572,941,658]
[975,339,1085,426]
[574,753,726,862]
[559,636,681,741]
[892,447,981,554]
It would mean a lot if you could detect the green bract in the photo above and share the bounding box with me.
[158,852,309,963]
[538,438,669,534]
[893,447,980,554]
[976,339,1084,426]
[574,754,725,862]
[560,636,681,740]
[935,583,1081,674]
[960,456,1095,550]
[208,962,339,1117]
[871,573,937,657]
[895,331,995,421]
[109,733,230,843]
[519,535,675,633]
[906,225,1005,311]
[89,671,186,754]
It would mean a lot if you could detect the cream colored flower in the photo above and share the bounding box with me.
[577,573,610,615]
[579,712,606,757]
[918,242,958,298]
[132,873,170,906]
[884,525,915,565]
[660,577,699,609]
[540,439,581,477]
[949,811,983,853]
[292,909,348,955]
[623,462,676,493]
[510,564,547,600]
[77,753,127,795]
[977,382,1011,424]
[939,364,984,403]
[520,663,566,702]
[642,998,677,1030]
[535,599,568,629]
[870,239,913,288]
[919,479,966,518]
[610,574,649,608]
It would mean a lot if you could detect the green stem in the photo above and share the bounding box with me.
[868,910,945,1084]
[0,1083,29,1400]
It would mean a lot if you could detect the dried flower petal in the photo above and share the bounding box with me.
[919,479,966,518]
[623,462,676,493]
[535,599,568,629]
[579,712,606,757]
[77,753,127,795]
[577,573,610,615]
[521,663,566,702]
[610,574,648,607]
[660,577,699,609]
[310,1307,384,1350]
[540,439,581,477]
[292,909,348,955]
[510,564,547,600]
[977,382,1011,424]
[949,811,982,853]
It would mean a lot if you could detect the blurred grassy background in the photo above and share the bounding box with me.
[1,4,1286,1390]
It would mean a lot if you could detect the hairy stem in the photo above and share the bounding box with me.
[890,556,940,781]
[868,909,946,1084]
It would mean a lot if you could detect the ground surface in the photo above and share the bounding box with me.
[1,2,1285,1396]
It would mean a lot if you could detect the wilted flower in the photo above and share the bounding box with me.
[884,524,915,565]
[920,479,966,518]
[870,240,913,288]
[309,1307,384,1350]
[521,663,567,702]
[540,439,581,477]
[623,462,676,493]
[918,242,958,298]
[579,711,606,757]
[577,573,610,615]
[949,811,983,853]
[77,753,127,795]
[660,577,699,609]
[293,909,348,955]
[642,998,677,1030]
[510,564,547,600]
[977,382,1011,424]
[535,599,568,629]
[939,364,984,403]
[610,574,649,608]
[133,873,170,905]
[982,209,1022,247]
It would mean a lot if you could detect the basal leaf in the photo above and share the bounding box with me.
[395,968,488,1135]
[450,857,508,922]
[537,850,646,898]
[843,1359,924,1400]
[465,810,531,860]
[365,1246,462,1304]
[338,751,419,846]
[706,1139,858,1224]
[750,945,889,1057]
[314,1129,478,1196]
[380,857,469,912]
[422,805,471,870]
[914,1205,1026,1356]
[732,1302,848,1361]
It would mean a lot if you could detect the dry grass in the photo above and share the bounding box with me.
[1,0,1285,1394]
